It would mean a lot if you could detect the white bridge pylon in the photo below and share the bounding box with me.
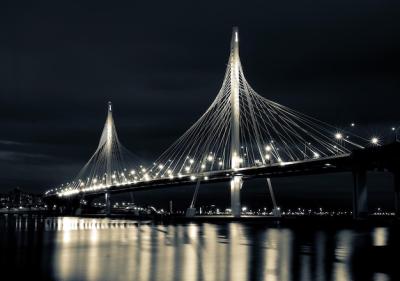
[52,102,144,197]
[230,27,243,217]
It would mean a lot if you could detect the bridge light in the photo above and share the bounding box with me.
[371,137,379,145]
[201,164,206,169]
[351,123,355,127]
[265,145,272,151]
[185,166,190,172]
[167,169,172,174]
[335,133,343,140]
[207,155,214,161]
[158,164,164,169]
[204,176,209,180]
[219,161,223,166]
[313,152,320,158]
[392,127,396,131]
[190,175,196,181]
[189,159,194,164]
[265,154,271,160]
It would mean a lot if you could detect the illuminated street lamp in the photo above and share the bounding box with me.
[371,137,379,145]
[392,127,399,142]
[334,133,343,154]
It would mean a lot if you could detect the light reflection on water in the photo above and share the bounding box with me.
[0,215,398,281]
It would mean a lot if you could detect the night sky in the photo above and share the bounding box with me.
[1,0,399,210]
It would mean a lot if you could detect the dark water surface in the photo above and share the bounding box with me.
[0,215,399,281]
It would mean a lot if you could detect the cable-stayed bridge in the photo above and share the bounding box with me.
[44,27,400,219]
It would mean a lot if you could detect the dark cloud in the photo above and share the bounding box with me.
[1,0,399,209]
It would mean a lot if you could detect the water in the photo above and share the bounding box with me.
[0,215,399,281]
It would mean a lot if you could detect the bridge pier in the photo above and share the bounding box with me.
[353,169,368,219]
[186,180,201,217]
[267,178,281,217]
[74,194,85,215]
[231,176,242,217]
[394,170,400,218]
[105,191,111,216]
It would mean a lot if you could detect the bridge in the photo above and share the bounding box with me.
[44,27,400,219]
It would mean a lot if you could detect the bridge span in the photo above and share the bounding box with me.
[45,143,400,219]
[44,27,399,219]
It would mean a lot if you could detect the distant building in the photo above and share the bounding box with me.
[0,187,43,208]
[0,193,10,208]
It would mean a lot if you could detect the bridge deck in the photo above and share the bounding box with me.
[44,142,400,199]
[48,154,352,199]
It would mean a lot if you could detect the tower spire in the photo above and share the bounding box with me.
[230,26,239,57]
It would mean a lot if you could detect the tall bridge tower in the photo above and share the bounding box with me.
[230,27,242,217]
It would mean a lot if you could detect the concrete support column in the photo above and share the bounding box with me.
[186,180,201,217]
[353,169,368,219]
[105,191,111,216]
[267,178,281,217]
[231,176,242,217]
[394,170,400,218]
[74,195,84,215]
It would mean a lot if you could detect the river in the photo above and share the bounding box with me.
[0,215,398,281]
